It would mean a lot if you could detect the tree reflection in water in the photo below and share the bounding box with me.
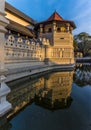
[74,64,91,87]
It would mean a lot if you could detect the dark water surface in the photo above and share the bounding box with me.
[1,64,91,130]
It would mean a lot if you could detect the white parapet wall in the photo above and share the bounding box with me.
[0,0,12,117]
[0,76,11,117]
[4,33,75,82]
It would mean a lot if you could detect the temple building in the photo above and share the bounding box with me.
[36,11,76,64]
[4,2,76,68]
[0,1,76,117]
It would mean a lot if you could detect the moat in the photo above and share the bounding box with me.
[0,64,91,130]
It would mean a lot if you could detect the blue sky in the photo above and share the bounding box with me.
[6,0,91,35]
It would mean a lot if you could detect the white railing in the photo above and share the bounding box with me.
[4,35,44,62]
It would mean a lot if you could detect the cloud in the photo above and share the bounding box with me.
[74,0,88,10]
[70,0,91,35]
[6,0,91,35]
[73,9,91,21]
[72,0,91,20]
[73,19,91,35]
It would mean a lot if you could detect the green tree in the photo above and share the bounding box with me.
[73,39,78,51]
[74,32,91,56]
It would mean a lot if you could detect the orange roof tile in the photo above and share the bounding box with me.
[36,11,76,29]
[47,11,63,21]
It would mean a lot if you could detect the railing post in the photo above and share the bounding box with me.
[0,0,11,117]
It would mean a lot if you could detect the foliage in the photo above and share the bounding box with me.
[74,32,91,56]
[74,65,91,87]
[73,39,78,52]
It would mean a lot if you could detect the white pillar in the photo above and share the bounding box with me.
[53,22,56,33]
[0,0,11,117]
[66,23,70,32]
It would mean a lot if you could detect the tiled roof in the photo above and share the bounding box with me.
[47,11,63,21]
[6,20,34,37]
[5,2,36,25]
[36,11,76,29]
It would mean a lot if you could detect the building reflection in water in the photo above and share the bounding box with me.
[35,71,73,109]
[0,70,74,129]
[1,66,91,130]
[7,70,73,117]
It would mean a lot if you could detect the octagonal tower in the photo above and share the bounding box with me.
[36,11,76,65]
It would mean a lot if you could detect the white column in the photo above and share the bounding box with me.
[66,23,70,32]
[39,24,43,39]
[0,0,11,117]
[40,24,43,33]
[53,22,56,33]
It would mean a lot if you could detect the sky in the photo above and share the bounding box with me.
[6,0,91,35]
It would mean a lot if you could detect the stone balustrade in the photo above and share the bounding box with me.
[4,34,45,62]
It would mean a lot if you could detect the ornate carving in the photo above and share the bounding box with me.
[17,37,23,43]
[7,35,15,44]
[5,33,44,61]
[25,40,30,45]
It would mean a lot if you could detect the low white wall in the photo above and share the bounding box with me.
[6,63,75,82]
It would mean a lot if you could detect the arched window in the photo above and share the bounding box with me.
[57,28,61,32]
[61,27,66,32]
[48,28,52,32]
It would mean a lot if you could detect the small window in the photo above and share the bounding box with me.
[61,27,66,32]
[57,28,61,32]
[60,38,64,39]
[48,28,52,32]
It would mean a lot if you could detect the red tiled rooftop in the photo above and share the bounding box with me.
[47,11,63,21]
[36,11,76,29]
